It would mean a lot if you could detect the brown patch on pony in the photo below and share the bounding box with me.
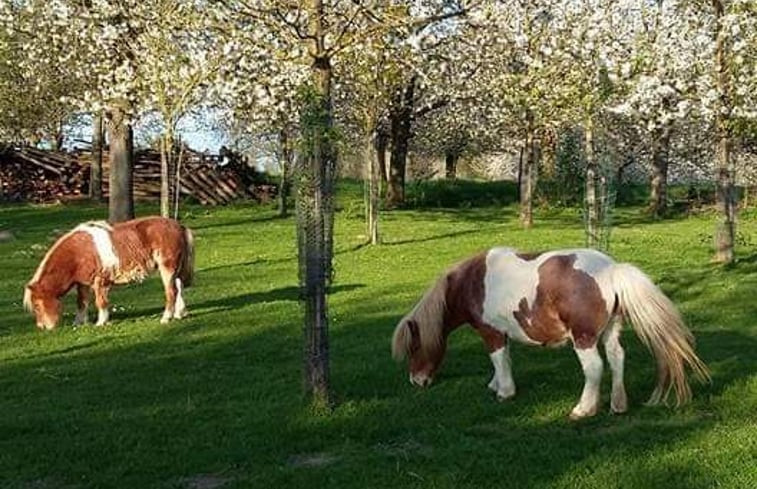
[516,251,544,261]
[444,251,505,352]
[513,254,608,348]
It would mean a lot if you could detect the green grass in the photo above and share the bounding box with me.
[1,184,756,489]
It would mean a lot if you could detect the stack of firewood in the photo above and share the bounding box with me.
[1,146,277,205]
[0,146,88,202]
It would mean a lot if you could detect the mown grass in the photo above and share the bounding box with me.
[1,182,756,489]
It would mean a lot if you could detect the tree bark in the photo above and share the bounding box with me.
[519,115,536,228]
[365,133,381,244]
[90,112,103,201]
[386,78,415,208]
[376,126,389,184]
[160,131,174,218]
[585,119,599,248]
[106,105,134,223]
[445,151,457,180]
[712,0,735,263]
[649,124,671,217]
[278,128,292,217]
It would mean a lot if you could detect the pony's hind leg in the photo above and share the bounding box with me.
[571,344,604,419]
[158,260,178,324]
[173,278,187,319]
[603,317,627,414]
[74,284,90,326]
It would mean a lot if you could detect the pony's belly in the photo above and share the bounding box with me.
[485,310,543,346]
[112,262,153,284]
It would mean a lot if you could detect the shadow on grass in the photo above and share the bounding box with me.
[1,311,751,488]
[111,283,367,322]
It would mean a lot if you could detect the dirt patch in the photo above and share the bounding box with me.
[178,474,232,489]
[287,452,340,468]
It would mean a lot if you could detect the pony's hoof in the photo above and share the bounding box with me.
[569,406,598,420]
[488,377,499,392]
[160,317,171,325]
[496,388,516,402]
[173,310,187,320]
[611,392,628,414]
[94,321,108,327]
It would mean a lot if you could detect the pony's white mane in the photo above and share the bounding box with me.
[392,273,449,360]
[23,286,33,312]
[27,228,82,286]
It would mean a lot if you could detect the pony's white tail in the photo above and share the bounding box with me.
[611,263,710,406]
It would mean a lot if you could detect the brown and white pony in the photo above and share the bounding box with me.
[24,216,194,329]
[392,248,710,419]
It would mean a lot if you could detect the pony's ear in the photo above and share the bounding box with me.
[407,319,421,354]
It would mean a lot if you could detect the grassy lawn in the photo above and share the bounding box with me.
[1,183,756,489]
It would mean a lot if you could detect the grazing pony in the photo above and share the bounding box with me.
[392,248,710,419]
[24,216,194,329]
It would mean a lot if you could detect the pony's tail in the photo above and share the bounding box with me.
[611,263,710,406]
[392,318,412,361]
[178,227,194,288]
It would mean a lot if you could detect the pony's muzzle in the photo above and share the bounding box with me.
[410,374,433,387]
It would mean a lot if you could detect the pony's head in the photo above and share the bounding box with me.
[23,283,62,330]
[392,278,449,387]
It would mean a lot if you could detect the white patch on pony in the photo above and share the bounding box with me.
[482,248,541,345]
[76,223,119,272]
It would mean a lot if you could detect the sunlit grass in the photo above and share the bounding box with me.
[0,184,755,489]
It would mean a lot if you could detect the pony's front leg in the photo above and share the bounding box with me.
[74,284,90,326]
[571,344,604,419]
[93,278,111,326]
[473,323,516,401]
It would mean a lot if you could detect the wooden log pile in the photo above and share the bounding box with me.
[0,146,88,202]
[1,146,277,205]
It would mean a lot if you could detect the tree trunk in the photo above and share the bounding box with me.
[297,0,334,406]
[585,120,599,248]
[649,124,671,217]
[160,131,174,218]
[173,138,185,220]
[386,79,415,208]
[278,128,292,217]
[712,0,735,263]
[90,112,103,201]
[519,116,536,228]
[365,133,380,244]
[106,105,134,223]
[445,151,457,180]
[376,127,389,184]
[53,119,65,151]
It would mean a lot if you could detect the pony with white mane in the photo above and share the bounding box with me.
[392,248,710,419]
[24,216,194,329]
